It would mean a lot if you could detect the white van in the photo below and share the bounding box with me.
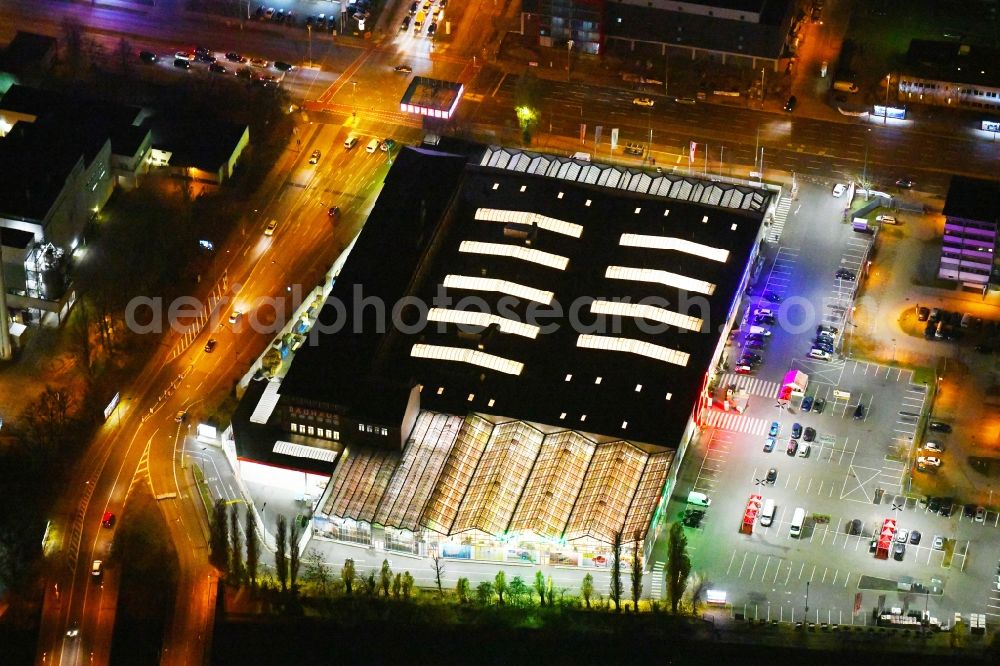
[789,507,806,537]
[686,491,711,507]
[344,135,358,150]
[759,499,776,527]
[365,138,380,153]
[748,325,771,337]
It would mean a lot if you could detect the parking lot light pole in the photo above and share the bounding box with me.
[805,581,810,619]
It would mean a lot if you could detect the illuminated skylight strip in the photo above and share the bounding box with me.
[605,265,716,296]
[475,208,583,239]
[619,233,730,263]
[590,300,702,333]
[443,275,555,305]
[427,308,540,339]
[577,334,690,367]
[459,240,569,271]
[411,344,524,376]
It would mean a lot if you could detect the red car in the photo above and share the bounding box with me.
[102,511,115,528]
[734,364,753,374]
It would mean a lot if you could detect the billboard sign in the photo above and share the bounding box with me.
[873,105,906,120]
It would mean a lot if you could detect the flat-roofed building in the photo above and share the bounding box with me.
[899,40,1000,112]
[939,176,1000,288]
[230,143,772,565]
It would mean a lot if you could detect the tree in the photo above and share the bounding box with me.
[379,559,393,597]
[547,576,556,607]
[113,37,134,75]
[261,348,282,377]
[246,510,260,588]
[581,573,594,609]
[456,577,471,604]
[61,16,84,73]
[687,571,708,615]
[364,570,377,596]
[229,506,243,583]
[475,581,494,605]
[392,572,402,598]
[514,70,542,143]
[341,559,356,595]
[508,576,529,607]
[303,549,331,595]
[401,571,414,599]
[24,386,72,454]
[209,500,229,571]
[667,522,692,614]
[275,515,288,593]
[66,299,96,382]
[630,532,644,612]
[289,518,301,593]
[431,555,445,597]
[494,570,507,605]
[533,570,547,606]
[610,530,624,612]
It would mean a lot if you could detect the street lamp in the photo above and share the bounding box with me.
[805,581,810,619]
[891,338,896,364]
[351,80,358,118]
[566,40,574,82]
[307,25,313,66]
[883,73,891,126]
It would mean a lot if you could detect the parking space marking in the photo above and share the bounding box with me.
[840,465,880,503]
[704,410,771,436]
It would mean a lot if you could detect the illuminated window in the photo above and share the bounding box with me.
[590,299,703,332]
[663,209,670,216]
[290,423,299,433]
[585,199,591,206]
[307,426,315,435]
[488,398,496,407]
[443,275,555,306]
[458,241,569,271]
[622,421,628,429]
[666,393,673,400]
[366,425,373,433]
[428,308,541,339]
[565,373,573,381]
[557,192,564,199]
[702,215,709,223]
[559,412,567,419]
[411,343,525,375]
[519,185,527,192]
[333,430,340,440]
[731,223,738,231]
[619,233,729,263]
[358,423,364,431]
[492,183,499,190]
[595,376,602,385]
[605,265,716,296]
[635,384,643,392]
[437,387,445,395]
[380,428,388,436]
[577,334,691,367]
[580,414,587,421]
[468,393,475,402]
[475,208,583,238]
[634,207,642,214]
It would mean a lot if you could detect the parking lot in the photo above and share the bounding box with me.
[667,182,1000,627]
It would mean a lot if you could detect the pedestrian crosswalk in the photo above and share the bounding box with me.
[651,561,664,600]
[720,374,782,398]
[704,410,771,436]
[768,196,791,243]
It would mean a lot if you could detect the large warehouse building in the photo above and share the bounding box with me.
[229,143,771,567]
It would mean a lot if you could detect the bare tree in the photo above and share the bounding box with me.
[431,555,445,597]
[274,515,288,592]
[630,532,644,612]
[687,571,708,615]
[610,530,624,612]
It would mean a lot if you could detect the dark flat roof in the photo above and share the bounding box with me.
[0,226,35,249]
[146,116,248,171]
[0,32,56,73]
[110,124,151,158]
[0,120,83,222]
[903,40,1000,89]
[232,379,341,475]
[605,1,792,58]
[281,145,763,447]
[943,176,1000,223]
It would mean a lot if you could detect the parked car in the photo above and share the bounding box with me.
[763,437,776,453]
[922,442,944,453]
[632,97,655,107]
[745,339,765,350]
[394,64,413,73]
[274,61,294,71]
[786,439,798,456]
[835,267,856,281]
[763,290,782,303]
[139,50,158,63]
[734,364,753,374]
[812,397,826,414]
[196,52,217,63]
[928,497,942,512]
[808,348,832,361]
[895,528,908,543]
[791,423,802,439]
[917,456,941,468]
[766,468,778,484]
[929,421,952,432]
[847,519,862,535]
[853,403,865,420]
[932,535,944,550]
[740,352,762,365]
[225,52,246,62]
[876,214,897,225]
[798,443,810,458]
[832,183,847,197]
[909,530,921,545]
[209,63,228,74]
[916,306,930,321]
[174,51,195,61]
[249,57,269,68]
[976,506,986,522]
[803,427,816,442]
[782,95,797,112]
[173,58,191,69]
[801,396,814,412]
[893,543,905,561]
[769,421,780,437]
